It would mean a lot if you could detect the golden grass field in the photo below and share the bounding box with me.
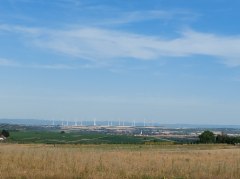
[0,143,240,179]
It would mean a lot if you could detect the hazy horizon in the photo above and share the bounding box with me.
[1,0,240,125]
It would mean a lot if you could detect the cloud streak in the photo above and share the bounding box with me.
[0,57,99,70]
[1,24,240,66]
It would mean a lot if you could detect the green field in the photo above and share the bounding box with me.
[7,130,173,144]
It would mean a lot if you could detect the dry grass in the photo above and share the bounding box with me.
[0,144,240,179]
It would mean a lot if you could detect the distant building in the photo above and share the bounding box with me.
[0,135,6,141]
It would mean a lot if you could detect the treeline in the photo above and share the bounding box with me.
[216,134,240,144]
[199,130,240,144]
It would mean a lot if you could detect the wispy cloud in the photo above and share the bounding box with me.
[1,24,240,66]
[0,24,41,35]
[0,58,20,67]
[232,76,240,82]
[33,27,240,66]
[0,57,99,70]
[98,10,198,26]
[7,0,82,6]
[29,63,101,70]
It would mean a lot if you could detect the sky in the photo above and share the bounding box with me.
[0,0,240,124]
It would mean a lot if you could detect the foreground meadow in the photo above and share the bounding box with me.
[0,144,240,179]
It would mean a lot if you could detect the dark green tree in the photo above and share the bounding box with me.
[1,129,9,138]
[199,130,215,143]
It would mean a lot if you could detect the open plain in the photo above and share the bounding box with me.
[0,144,240,179]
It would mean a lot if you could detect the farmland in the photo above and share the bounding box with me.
[7,130,171,144]
[0,143,240,178]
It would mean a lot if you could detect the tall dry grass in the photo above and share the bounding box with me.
[0,144,240,178]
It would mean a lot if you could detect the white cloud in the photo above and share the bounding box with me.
[1,24,240,66]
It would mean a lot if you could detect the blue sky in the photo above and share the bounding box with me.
[1,0,240,124]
